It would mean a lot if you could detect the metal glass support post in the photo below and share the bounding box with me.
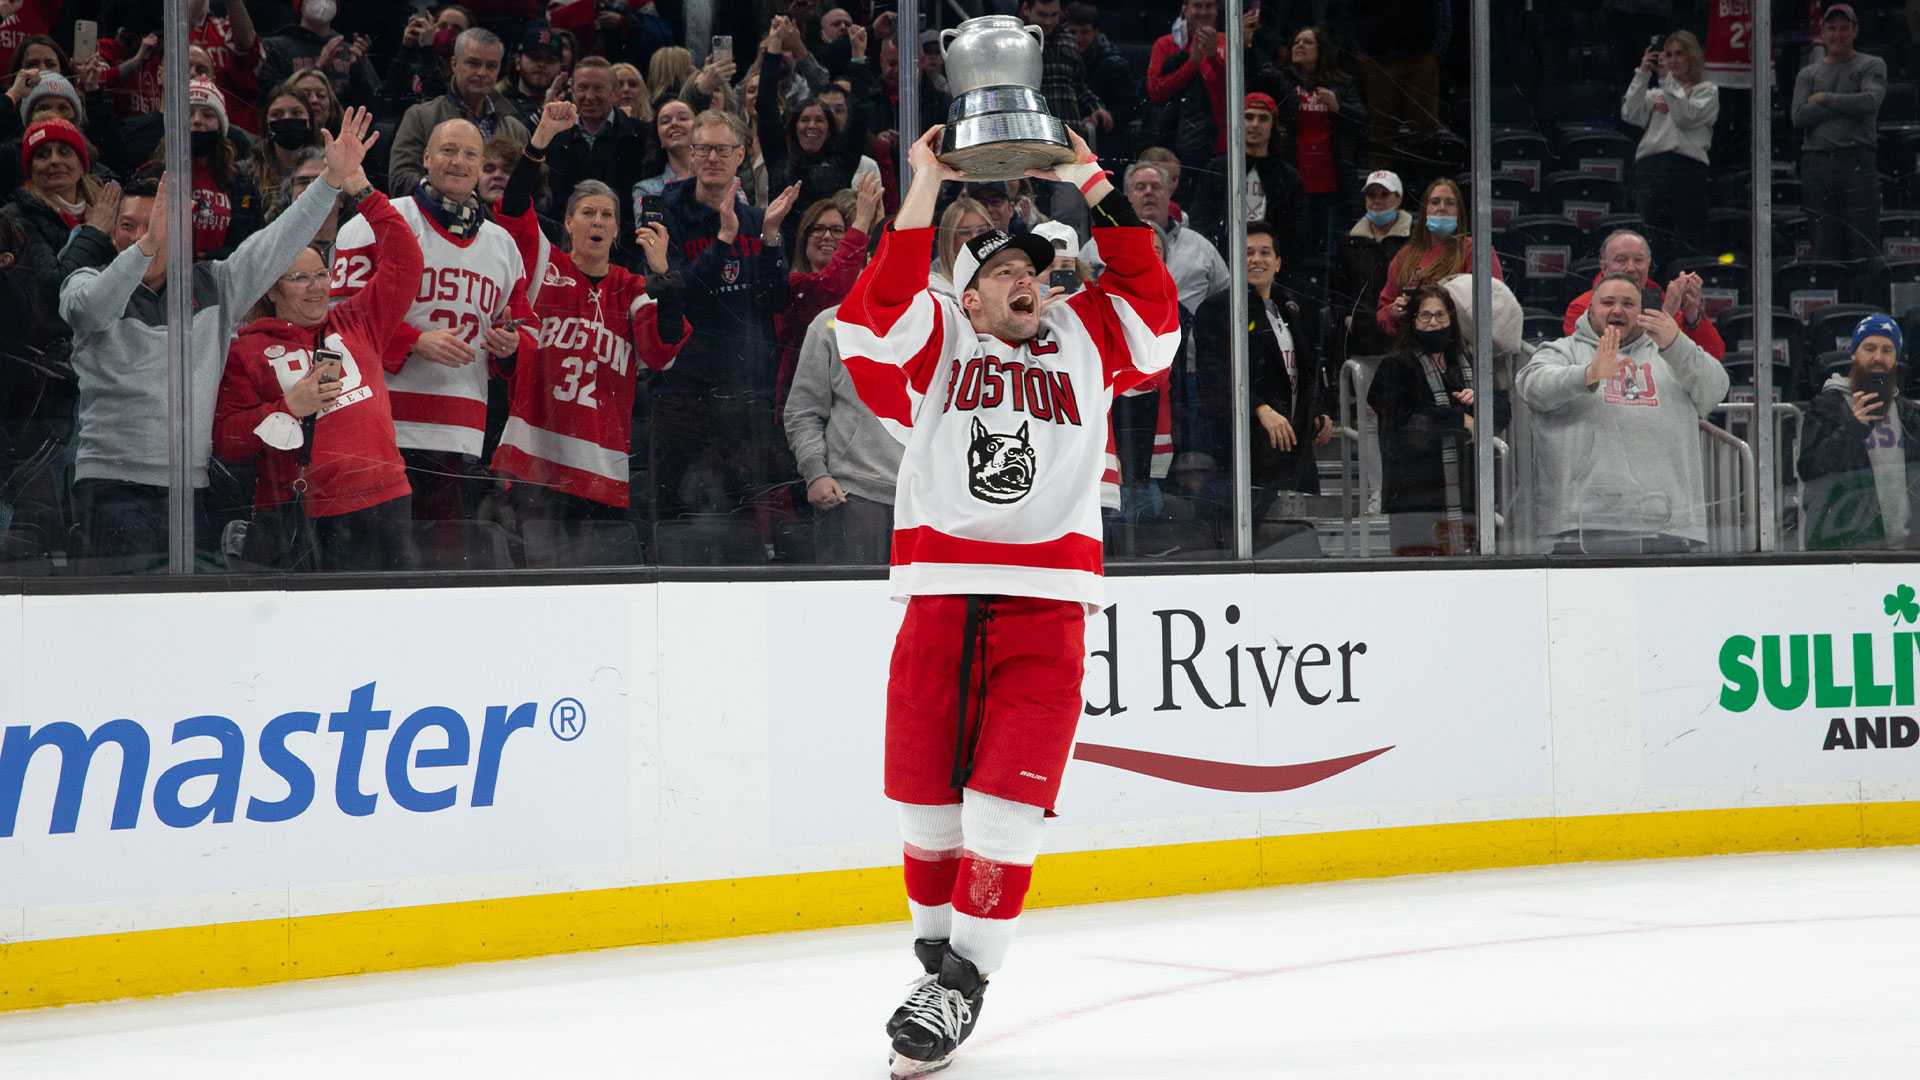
[1226,0,1251,560]
[164,0,194,574]
[898,0,921,191]
[1751,0,1777,551]
[1470,0,1495,552]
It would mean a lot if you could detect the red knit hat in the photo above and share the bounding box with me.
[1244,92,1280,116]
[22,117,88,176]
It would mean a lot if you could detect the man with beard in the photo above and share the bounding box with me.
[331,117,537,523]
[1517,272,1730,553]
[1799,313,1920,549]
[834,125,1178,1078]
[499,24,564,134]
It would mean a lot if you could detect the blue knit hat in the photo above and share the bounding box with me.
[1851,313,1903,360]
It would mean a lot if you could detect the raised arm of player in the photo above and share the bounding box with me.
[832,127,968,444]
[1027,129,1180,394]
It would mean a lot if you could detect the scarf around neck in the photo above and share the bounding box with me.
[414,179,483,240]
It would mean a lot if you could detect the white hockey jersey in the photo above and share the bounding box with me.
[834,225,1180,607]
[331,196,540,457]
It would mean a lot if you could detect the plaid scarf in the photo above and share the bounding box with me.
[1417,354,1466,529]
[413,179,483,240]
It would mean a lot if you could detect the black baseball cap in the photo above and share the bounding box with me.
[952,229,1055,291]
[521,25,561,57]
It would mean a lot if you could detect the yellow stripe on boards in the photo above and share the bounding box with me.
[3,801,1915,1013]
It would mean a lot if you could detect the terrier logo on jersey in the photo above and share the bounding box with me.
[967,418,1036,504]
[722,259,741,284]
[542,263,577,289]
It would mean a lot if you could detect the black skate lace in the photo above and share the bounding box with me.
[901,980,972,1044]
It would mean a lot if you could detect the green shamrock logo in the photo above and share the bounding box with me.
[1885,585,1920,625]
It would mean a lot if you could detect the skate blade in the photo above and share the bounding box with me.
[887,1051,953,1078]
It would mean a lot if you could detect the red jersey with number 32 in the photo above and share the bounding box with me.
[488,205,687,506]
[330,196,538,458]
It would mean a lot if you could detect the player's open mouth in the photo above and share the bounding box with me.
[1010,294,1035,314]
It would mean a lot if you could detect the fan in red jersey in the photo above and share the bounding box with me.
[489,101,688,542]
[213,107,420,572]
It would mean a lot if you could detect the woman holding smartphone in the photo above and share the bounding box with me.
[214,108,421,572]
[1621,31,1716,256]
[1799,313,1920,550]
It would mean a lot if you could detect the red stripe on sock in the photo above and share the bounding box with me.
[903,849,961,907]
[952,855,1034,920]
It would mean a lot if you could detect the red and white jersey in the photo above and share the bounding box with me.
[331,196,538,458]
[835,226,1180,608]
[1704,0,1754,89]
[0,2,58,77]
[488,206,686,506]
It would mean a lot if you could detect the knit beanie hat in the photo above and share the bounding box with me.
[19,72,83,127]
[1852,313,1903,360]
[187,79,229,136]
[21,117,89,176]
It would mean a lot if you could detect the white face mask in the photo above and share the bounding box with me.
[302,0,338,24]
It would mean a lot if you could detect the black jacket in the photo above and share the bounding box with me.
[2,188,111,289]
[1798,381,1920,549]
[544,111,654,262]
[758,53,868,244]
[658,177,791,397]
[1193,150,1306,267]
[1367,346,1506,514]
[1194,287,1327,495]
[1330,214,1413,364]
[1083,33,1141,134]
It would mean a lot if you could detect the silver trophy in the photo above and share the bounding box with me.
[936,16,1075,182]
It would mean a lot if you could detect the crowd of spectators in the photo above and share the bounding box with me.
[1,0,1916,576]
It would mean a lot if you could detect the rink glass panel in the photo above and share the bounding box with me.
[20,0,1862,580]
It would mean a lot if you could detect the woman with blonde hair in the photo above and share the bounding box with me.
[647,47,694,111]
[1374,177,1503,337]
[1622,30,1717,256]
[288,68,341,134]
[610,62,653,122]
[932,195,992,297]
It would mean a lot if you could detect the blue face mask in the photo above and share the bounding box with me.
[1426,214,1458,237]
[1365,208,1398,228]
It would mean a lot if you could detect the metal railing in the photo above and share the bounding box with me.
[1698,420,1759,553]
[1336,356,1511,558]
[1716,402,1805,551]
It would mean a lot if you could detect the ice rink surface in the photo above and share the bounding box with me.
[3,848,1917,1078]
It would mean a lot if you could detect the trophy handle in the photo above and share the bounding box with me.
[939,28,959,54]
[1024,24,1045,48]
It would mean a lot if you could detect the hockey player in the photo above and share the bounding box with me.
[330,117,538,521]
[488,101,689,532]
[834,125,1181,1077]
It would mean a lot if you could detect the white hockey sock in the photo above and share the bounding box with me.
[897,800,963,942]
[950,789,1045,976]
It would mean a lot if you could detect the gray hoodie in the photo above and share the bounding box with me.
[1515,315,1730,545]
[60,175,344,489]
[781,306,903,506]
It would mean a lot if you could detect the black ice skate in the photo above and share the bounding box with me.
[887,946,987,1078]
[885,939,951,1039]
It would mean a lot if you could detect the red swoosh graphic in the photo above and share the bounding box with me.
[1072,743,1394,792]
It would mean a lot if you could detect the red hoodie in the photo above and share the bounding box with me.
[214,191,422,517]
